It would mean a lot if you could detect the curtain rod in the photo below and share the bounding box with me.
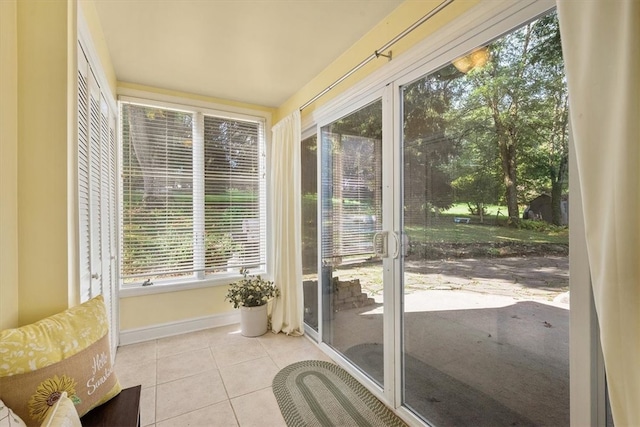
[299,0,455,112]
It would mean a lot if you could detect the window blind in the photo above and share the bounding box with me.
[120,102,266,285]
[320,132,382,259]
[121,104,194,281]
[320,100,383,261]
[203,115,266,272]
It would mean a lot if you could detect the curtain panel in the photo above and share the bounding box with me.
[269,110,304,335]
[556,1,640,425]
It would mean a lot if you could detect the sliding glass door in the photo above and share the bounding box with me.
[320,98,387,387]
[399,11,570,425]
[310,6,581,426]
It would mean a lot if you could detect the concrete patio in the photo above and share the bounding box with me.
[327,256,570,426]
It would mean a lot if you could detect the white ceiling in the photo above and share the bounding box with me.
[93,0,405,108]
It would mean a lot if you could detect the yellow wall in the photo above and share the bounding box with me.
[118,82,276,115]
[0,0,119,329]
[14,0,75,326]
[0,0,19,330]
[275,0,478,123]
[78,0,117,97]
[120,287,232,330]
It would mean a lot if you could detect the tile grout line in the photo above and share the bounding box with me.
[118,326,319,426]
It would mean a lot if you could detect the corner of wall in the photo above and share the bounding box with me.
[78,0,117,98]
[0,0,19,330]
[117,82,277,117]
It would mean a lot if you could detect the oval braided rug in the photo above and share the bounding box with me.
[272,360,408,427]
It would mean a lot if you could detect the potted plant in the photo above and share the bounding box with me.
[225,268,280,337]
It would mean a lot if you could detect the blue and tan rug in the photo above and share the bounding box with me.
[272,360,407,427]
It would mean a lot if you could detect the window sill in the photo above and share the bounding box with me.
[119,274,243,298]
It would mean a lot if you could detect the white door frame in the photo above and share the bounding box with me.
[307,1,604,424]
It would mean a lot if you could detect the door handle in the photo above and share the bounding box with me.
[373,231,401,259]
[390,231,400,259]
[373,231,388,257]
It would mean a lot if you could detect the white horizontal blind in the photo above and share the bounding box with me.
[320,118,383,260]
[121,103,194,282]
[204,116,265,271]
[336,134,382,257]
[203,115,265,272]
[120,102,266,285]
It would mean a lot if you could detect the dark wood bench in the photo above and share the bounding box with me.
[80,385,141,427]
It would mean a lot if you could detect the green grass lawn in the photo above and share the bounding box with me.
[442,203,507,217]
[402,203,569,245]
[405,220,568,245]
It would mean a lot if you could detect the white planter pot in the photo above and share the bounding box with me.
[240,304,268,337]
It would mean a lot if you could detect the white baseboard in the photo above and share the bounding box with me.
[118,311,240,346]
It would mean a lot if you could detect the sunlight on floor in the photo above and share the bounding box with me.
[115,325,331,427]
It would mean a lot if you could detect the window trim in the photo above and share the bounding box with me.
[117,93,272,297]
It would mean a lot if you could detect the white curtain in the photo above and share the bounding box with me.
[556,1,640,425]
[269,110,304,335]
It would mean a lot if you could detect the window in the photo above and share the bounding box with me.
[120,100,267,287]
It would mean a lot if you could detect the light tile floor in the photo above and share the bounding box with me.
[115,324,332,427]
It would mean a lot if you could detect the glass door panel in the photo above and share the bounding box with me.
[321,99,385,386]
[400,12,569,426]
[301,134,319,331]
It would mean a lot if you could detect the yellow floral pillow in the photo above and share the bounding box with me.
[0,296,121,427]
